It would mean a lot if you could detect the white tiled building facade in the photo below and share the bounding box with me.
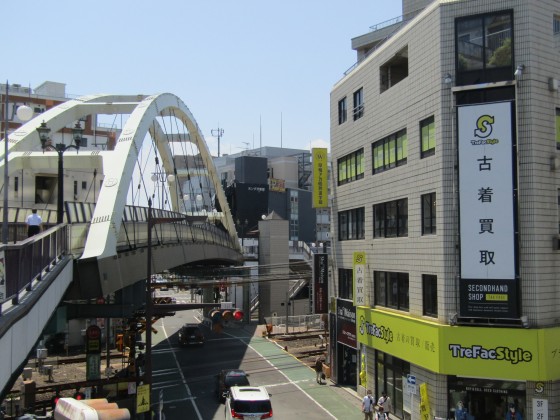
[330,1,560,419]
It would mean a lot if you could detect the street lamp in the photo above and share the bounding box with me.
[36,120,83,224]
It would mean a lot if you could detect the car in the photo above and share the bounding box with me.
[224,386,273,419]
[178,324,205,347]
[215,369,250,402]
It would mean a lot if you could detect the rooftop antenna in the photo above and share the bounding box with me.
[259,115,262,150]
[211,125,224,157]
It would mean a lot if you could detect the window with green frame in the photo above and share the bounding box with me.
[337,149,364,185]
[420,116,435,157]
[372,129,407,174]
[556,109,560,150]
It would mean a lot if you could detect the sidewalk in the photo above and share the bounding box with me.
[228,324,363,419]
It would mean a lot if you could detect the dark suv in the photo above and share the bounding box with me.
[178,324,205,347]
[215,369,250,402]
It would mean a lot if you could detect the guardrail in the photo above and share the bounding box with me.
[0,225,68,313]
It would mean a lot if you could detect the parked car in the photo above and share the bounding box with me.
[215,369,250,402]
[178,324,205,347]
[224,386,273,419]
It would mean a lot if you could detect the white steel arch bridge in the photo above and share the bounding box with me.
[1,92,243,298]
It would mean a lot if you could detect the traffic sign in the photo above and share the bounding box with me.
[407,374,416,385]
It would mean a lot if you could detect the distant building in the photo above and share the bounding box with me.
[214,146,331,247]
[331,1,560,419]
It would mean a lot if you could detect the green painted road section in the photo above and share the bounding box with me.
[227,328,363,420]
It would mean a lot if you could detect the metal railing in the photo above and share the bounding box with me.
[0,224,68,313]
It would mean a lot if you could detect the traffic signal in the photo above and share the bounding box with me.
[74,390,86,400]
[209,308,243,323]
[51,394,60,410]
[233,309,244,321]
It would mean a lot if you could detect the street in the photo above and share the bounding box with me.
[148,291,360,419]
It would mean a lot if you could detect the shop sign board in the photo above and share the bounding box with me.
[352,252,365,307]
[532,398,548,420]
[336,298,356,348]
[457,102,519,319]
[356,307,560,381]
[312,148,328,208]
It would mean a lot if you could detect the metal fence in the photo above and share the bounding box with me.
[265,314,326,333]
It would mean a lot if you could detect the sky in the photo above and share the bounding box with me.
[3,1,402,157]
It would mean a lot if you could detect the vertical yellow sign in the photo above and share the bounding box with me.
[312,148,328,208]
[137,384,151,414]
[419,383,431,420]
[353,252,366,306]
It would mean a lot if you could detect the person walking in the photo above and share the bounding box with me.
[362,389,375,420]
[377,390,392,419]
[26,209,42,237]
[314,356,324,384]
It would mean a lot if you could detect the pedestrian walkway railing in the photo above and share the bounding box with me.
[0,224,68,313]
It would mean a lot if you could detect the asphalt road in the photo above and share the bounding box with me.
[148,291,361,420]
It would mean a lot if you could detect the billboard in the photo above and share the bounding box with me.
[312,148,328,208]
[353,252,366,306]
[336,299,357,349]
[313,253,328,313]
[457,102,518,318]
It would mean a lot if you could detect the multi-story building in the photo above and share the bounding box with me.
[214,146,331,247]
[330,1,559,419]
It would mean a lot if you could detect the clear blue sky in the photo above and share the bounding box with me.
[4,1,402,156]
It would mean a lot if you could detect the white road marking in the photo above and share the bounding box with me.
[224,331,337,419]
[160,321,204,420]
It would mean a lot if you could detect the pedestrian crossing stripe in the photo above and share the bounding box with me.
[137,384,151,413]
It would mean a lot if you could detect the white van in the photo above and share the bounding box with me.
[224,386,273,419]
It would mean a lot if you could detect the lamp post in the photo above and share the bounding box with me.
[36,120,84,224]
[144,199,186,418]
[2,82,32,243]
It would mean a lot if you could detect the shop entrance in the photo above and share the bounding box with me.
[449,377,525,420]
[336,343,357,386]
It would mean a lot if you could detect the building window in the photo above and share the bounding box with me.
[421,193,436,235]
[374,271,409,311]
[290,190,299,241]
[556,109,560,150]
[373,198,408,238]
[338,148,364,185]
[82,181,87,190]
[353,88,364,120]
[338,269,353,300]
[456,11,513,85]
[554,15,560,34]
[338,97,347,124]
[372,129,407,174]
[375,352,410,420]
[338,207,365,241]
[420,116,435,158]
[422,274,438,317]
[380,46,409,92]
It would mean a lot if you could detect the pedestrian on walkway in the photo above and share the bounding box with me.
[26,209,42,237]
[362,389,375,420]
[315,356,324,384]
[377,390,392,419]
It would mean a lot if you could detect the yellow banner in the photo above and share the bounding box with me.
[419,383,431,420]
[353,252,366,307]
[356,307,560,381]
[136,384,150,414]
[312,148,328,208]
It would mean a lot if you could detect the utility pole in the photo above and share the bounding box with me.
[211,127,224,157]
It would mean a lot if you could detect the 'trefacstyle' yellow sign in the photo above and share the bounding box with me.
[356,307,560,381]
